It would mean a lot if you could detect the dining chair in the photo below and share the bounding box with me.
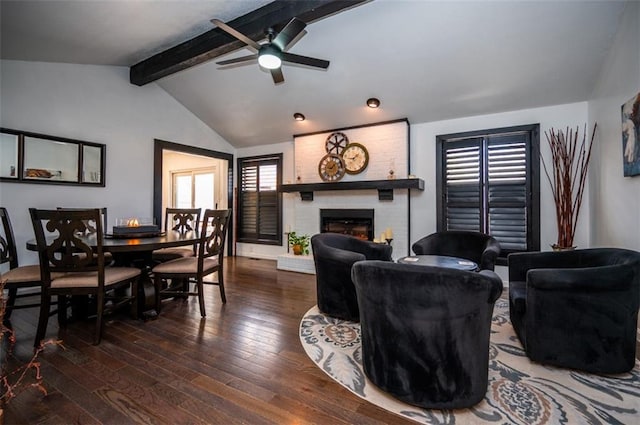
[152,209,230,317]
[152,208,202,263]
[0,207,52,321]
[29,208,140,346]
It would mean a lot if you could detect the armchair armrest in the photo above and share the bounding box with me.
[527,265,636,294]
[508,251,581,282]
[478,270,504,303]
[315,244,366,266]
[347,239,392,261]
[480,240,501,271]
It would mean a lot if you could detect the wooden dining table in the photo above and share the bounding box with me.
[27,231,200,319]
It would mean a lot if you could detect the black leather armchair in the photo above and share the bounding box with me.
[352,260,503,409]
[311,233,392,321]
[508,248,640,373]
[411,230,501,271]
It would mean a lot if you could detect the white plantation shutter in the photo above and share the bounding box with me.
[238,154,282,244]
[444,140,482,231]
[437,125,540,263]
[487,135,528,252]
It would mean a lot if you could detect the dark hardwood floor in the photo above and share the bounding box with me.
[3,257,413,424]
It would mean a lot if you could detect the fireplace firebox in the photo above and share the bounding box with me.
[320,209,374,241]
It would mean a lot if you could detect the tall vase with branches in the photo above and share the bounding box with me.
[541,124,597,250]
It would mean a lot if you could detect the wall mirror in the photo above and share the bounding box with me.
[0,131,19,179]
[0,128,105,186]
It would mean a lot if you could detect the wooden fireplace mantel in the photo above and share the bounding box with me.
[279,178,424,201]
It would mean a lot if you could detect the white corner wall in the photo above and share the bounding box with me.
[410,102,590,251]
[0,60,235,266]
[588,1,640,250]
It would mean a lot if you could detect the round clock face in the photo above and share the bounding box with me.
[325,132,349,155]
[318,153,346,182]
[342,142,369,174]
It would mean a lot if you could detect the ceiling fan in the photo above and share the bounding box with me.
[211,17,330,84]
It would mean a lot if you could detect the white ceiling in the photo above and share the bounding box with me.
[0,0,626,148]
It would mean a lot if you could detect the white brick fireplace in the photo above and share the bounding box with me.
[283,119,414,263]
[290,190,409,259]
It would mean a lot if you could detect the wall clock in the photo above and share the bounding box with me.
[318,153,346,181]
[325,132,349,155]
[342,142,369,174]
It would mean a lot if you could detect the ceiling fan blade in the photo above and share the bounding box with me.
[281,52,330,69]
[211,18,261,51]
[216,54,258,66]
[271,68,284,84]
[272,18,307,51]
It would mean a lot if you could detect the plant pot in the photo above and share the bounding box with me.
[292,244,304,255]
[551,244,576,252]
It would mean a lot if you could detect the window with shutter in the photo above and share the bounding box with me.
[237,154,282,244]
[436,125,540,264]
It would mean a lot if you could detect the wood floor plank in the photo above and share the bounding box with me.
[3,257,416,424]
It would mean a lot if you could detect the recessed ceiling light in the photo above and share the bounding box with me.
[293,112,305,121]
[366,98,380,108]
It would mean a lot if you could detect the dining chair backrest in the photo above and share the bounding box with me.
[0,207,20,270]
[197,209,230,265]
[165,208,201,233]
[57,207,108,235]
[30,208,105,284]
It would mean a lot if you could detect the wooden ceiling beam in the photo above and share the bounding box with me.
[129,0,368,86]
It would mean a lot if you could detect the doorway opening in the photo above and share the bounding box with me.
[153,139,234,255]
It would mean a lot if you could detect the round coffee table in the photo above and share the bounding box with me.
[397,255,478,271]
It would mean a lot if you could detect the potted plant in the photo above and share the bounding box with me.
[288,231,310,255]
[541,124,597,250]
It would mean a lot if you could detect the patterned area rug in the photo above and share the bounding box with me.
[299,297,640,424]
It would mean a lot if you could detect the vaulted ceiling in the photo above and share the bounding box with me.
[0,0,626,148]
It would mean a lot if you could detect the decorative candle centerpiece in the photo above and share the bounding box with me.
[112,217,159,236]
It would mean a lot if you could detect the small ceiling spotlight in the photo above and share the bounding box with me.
[366,98,381,108]
[293,112,305,121]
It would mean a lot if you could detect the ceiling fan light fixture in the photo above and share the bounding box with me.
[258,45,282,69]
[367,98,381,108]
[293,113,305,121]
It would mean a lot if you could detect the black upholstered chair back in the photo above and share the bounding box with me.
[411,230,501,270]
[352,260,503,409]
[508,248,640,373]
[311,233,392,321]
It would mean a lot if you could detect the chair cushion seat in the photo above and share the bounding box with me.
[51,267,140,288]
[152,247,195,262]
[152,257,219,275]
[1,265,65,284]
[1,264,41,283]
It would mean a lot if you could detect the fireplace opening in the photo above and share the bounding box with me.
[320,209,374,241]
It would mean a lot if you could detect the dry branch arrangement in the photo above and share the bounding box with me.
[0,279,60,417]
[541,124,597,250]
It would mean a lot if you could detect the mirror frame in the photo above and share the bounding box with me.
[0,127,105,186]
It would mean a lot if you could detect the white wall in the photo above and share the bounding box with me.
[410,102,590,250]
[235,100,590,280]
[0,60,235,266]
[588,0,640,250]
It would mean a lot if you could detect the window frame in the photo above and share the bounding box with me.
[436,124,540,265]
[171,167,217,210]
[237,153,283,245]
